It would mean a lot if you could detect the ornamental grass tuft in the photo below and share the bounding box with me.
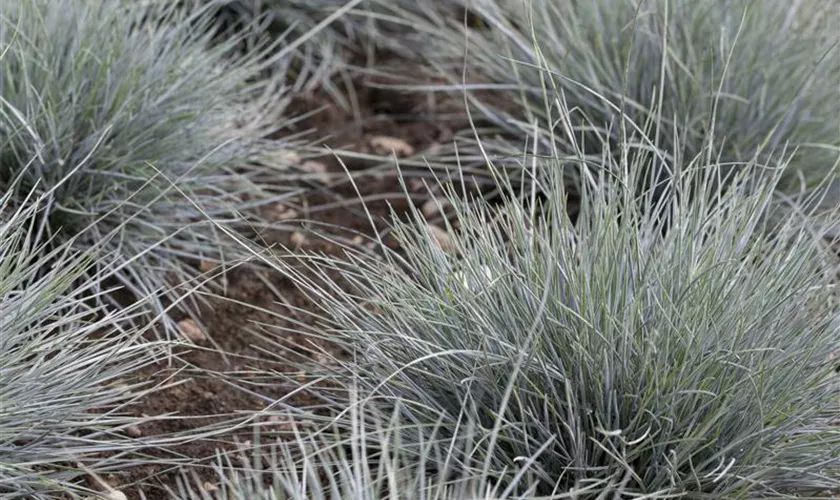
[0,0,304,337]
[359,0,840,197]
[170,390,543,499]
[0,185,166,499]
[265,104,840,496]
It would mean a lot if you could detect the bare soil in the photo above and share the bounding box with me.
[111,73,460,500]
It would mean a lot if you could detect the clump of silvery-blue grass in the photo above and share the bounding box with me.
[173,0,370,109]
[0,0,305,338]
[267,109,840,496]
[360,0,840,196]
[168,390,544,500]
[0,186,167,499]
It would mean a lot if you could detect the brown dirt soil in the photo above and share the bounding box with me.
[105,74,460,500]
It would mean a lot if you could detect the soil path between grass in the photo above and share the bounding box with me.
[115,75,454,500]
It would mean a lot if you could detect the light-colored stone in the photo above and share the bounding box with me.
[422,198,451,219]
[125,425,142,438]
[426,224,455,254]
[112,382,130,393]
[408,178,426,192]
[203,482,218,493]
[84,493,127,500]
[275,206,299,221]
[177,319,206,343]
[300,160,330,184]
[370,135,414,157]
[313,352,332,365]
[262,149,301,168]
[77,461,128,500]
[290,231,307,247]
[279,150,301,165]
[198,261,217,273]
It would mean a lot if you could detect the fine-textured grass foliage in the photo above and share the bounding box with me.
[3,0,839,497]
[202,0,402,53]
[266,111,840,496]
[176,0,372,111]
[0,0,304,336]
[360,0,840,196]
[170,392,544,500]
[0,187,166,499]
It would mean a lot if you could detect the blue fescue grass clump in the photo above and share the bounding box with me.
[0,0,303,337]
[268,109,840,496]
[0,187,166,499]
[170,391,543,500]
[176,0,369,108]
[364,0,840,195]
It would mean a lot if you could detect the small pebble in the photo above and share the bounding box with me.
[408,179,426,192]
[300,160,330,184]
[275,206,299,221]
[177,319,206,343]
[125,425,142,438]
[202,482,218,493]
[426,224,455,254]
[313,352,332,364]
[370,135,414,157]
[422,198,451,219]
[84,491,127,500]
[290,231,307,247]
[278,150,301,165]
[198,261,216,273]
[262,149,301,168]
